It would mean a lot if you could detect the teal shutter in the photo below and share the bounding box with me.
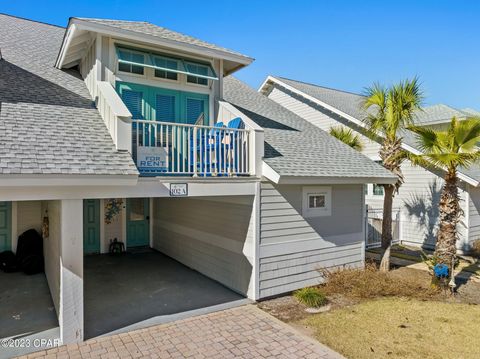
[155,94,176,122]
[122,90,144,119]
[185,98,205,125]
[0,202,12,252]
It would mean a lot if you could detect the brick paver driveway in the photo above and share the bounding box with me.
[19,305,343,359]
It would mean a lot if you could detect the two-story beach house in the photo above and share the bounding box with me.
[260,76,480,253]
[0,13,395,354]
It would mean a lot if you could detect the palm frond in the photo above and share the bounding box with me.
[410,116,480,173]
[329,126,364,151]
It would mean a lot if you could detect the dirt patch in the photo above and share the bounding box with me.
[257,295,310,322]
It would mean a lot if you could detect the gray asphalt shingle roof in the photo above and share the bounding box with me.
[0,14,138,176]
[270,76,480,183]
[223,76,395,180]
[75,18,251,60]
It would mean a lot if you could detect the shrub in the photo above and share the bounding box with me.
[294,287,328,308]
[320,263,438,300]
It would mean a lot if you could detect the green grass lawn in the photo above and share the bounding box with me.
[301,297,480,359]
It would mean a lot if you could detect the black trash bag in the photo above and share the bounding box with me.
[16,229,44,275]
[0,251,20,273]
[16,229,43,263]
[20,254,44,275]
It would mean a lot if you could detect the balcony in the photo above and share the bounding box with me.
[132,119,252,177]
[95,82,264,178]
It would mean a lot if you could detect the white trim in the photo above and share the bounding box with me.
[0,178,258,201]
[302,186,332,218]
[261,162,281,184]
[261,76,480,188]
[464,185,470,244]
[253,181,261,300]
[277,175,397,185]
[55,24,77,68]
[97,81,132,117]
[58,19,253,69]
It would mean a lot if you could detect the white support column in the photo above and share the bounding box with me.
[59,199,84,344]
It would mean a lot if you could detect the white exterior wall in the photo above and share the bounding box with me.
[59,199,84,344]
[267,84,471,250]
[80,39,96,100]
[103,198,126,253]
[42,200,62,315]
[151,196,256,298]
[258,182,364,298]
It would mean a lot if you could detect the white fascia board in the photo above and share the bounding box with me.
[0,174,138,187]
[70,19,254,67]
[262,162,281,183]
[0,177,257,201]
[277,176,397,185]
[55,23,77,68]
[261,76,480,188]
[260,76,366,128]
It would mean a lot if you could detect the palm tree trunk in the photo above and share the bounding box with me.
[379,184,395,272]
[435,170,460,287]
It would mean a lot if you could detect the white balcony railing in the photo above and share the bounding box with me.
[132,120,252,176]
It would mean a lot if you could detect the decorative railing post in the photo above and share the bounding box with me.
[193,126,198,177]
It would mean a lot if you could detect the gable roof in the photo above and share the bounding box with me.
[75,18,250,59]
[261,76,480,186]
[0,14,138,177]
[57,17,253,73]
[223,76,396,183]
[462,108,480,117]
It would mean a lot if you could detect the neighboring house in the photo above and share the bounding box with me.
[260,75,480,252]
[0,14,395,350]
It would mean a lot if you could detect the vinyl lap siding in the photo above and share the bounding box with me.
[468,187,480,247]
[259,182,364,298]
[267,84,471,251]
[152,196,255,297]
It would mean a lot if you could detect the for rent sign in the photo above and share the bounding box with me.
[137,146,168,172]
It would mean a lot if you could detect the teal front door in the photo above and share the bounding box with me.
[126,198,150,248]
[83,199,100,254]
[0,202,12,252]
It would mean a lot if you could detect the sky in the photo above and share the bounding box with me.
[2,0,479,109]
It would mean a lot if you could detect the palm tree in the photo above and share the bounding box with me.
[362,78,423,271]
[329,126,364,151]
[409,117,480,287]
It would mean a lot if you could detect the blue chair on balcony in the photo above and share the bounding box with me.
[190,122,225,175]
[223,117,245,174]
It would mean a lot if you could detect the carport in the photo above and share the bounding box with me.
[83,195,256,338]
[84,250,244,338]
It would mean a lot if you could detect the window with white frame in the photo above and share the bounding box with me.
[117,48,145,75]
[185,62,209,86]
[302,186,332,217]
[372,160,384,196]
